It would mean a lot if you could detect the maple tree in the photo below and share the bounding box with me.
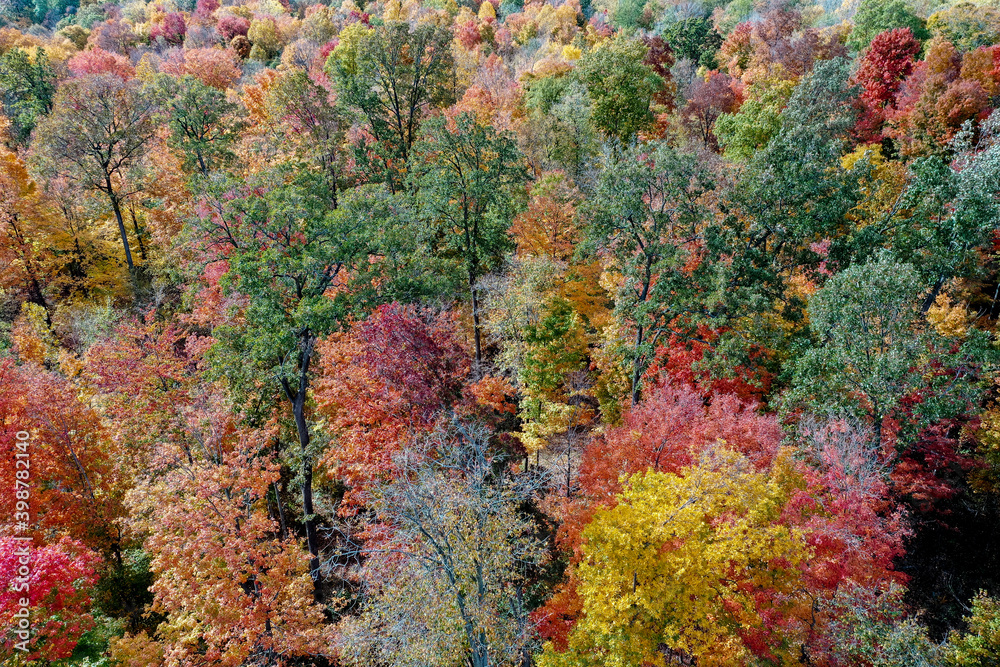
[315,303,469,487]
[539,445,809,667]
[113,428,333,666]
[853,28,922,142]
[0,536,101,663]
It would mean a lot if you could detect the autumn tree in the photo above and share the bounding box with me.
[0,139,58,308]
[584,140,712,405]
[538,445,808,667]
[198,164,366,594]
[0,537,101,663]
[32,74,157,275]
[885,39,991,157]
[407,112,529,365]
[113,429,333,666]
[314,303,470,487]
[853,28,922,142]
[328,20,455,190]
[680,70,743,150]
[338,422,544,667]
[927,3,1000,52]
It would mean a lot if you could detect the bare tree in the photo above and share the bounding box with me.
[338,421,546,667]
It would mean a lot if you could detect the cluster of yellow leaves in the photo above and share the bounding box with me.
[927,293,970,338]
[841,144,907,226]
[539,445,809,667]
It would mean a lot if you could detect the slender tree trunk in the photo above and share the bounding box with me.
[283,332,321,601]
[128,203,147,261]
[107,188,134,272]
[631,324,645,406]
[273,481,288,540]
[291,387,321,600]
[921,275,945,314]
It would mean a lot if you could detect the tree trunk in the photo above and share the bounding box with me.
[128,203,147,261]
[631,324,645,406]
[291,386,321,600]
[107,189,134,272]
[283,332,321,601]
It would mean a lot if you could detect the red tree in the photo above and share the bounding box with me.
[853,28,922,142]
[314,303,471,488]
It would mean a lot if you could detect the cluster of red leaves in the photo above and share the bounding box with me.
[646,325,774,402]
[150,12,187,46]
[0,536,100,662]
[886,39,1000,155]
[67,47,136,79]
[0,357,128,556]
[315,303,471,487]
[852,28,922,143]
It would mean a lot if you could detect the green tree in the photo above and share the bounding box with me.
[152,74,244,177]
[407,112,529,365]
[947,592,1000,666]
[848,0,929,52]
[328,20,455,191]
[714,78,794,160]
[198,165,366,596]
[0,47,56,147]
[785,254,992,448]
[575,36,663,143]
[661,17,723,68]
[585,140,713,405]
[265,69,344,208]
[710,58,862,369]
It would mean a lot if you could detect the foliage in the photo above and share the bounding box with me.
[575,36,664,142]
[947,591,1000,666]
[848,0,929,53]
[328,20,455,190]
[0,47,55,147]
[785,254,993,447]
[538,444,808,667]
[339,422,544,667]
[408,111,529,363]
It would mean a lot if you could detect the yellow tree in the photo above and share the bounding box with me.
[539,445,810,667]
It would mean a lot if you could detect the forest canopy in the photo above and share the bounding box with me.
[3,0,1000,664]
